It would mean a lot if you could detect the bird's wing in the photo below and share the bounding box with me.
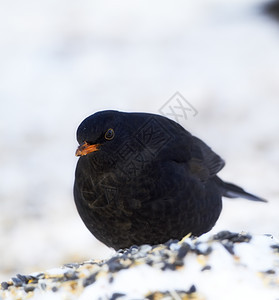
[188,136,225,181]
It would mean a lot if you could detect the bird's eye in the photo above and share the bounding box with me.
[105,128,115,140]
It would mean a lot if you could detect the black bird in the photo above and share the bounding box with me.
[74,110,266,249]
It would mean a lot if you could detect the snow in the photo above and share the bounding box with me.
[80,235,278,300]
[0,0,279,284]
[3,233,277,300]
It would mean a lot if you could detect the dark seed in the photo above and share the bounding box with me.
[64,271,79,281]
[146,291,161,300]
[201,265,211,272]
[83,273,97,287]
[64,263,80,269]
[110,292,126,300]
[40,283,47,290]
[16,274,28,284]
[52,286,58,292]
[161,262,176,271]
[195,244,213,256]
[126,245,139,255]
[24,285,36,293]
[188,285,197,294]
[222,242,235,255]
[213,231,237,241]
[36,273,45,279]
[26,275,39,284]
[177,244,190,260]
[231,233,252,243]
[107,257,127,273]
[271,245,279,252]
[145,257,154,266]
[173,260,184,268]
[165,239,179,248]
[204,246,213,256]
[11,277,23,287]
[213,231,251,243]
[1,282,10,290]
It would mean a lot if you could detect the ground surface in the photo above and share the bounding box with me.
[1,231,279,300]
[0,0,279,283]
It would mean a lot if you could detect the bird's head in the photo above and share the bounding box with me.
[75,110,125,158]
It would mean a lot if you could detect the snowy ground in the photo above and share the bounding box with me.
[1,232,279,300]
[0,0,279,282]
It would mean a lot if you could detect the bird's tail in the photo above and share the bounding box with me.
[214,176,267,202]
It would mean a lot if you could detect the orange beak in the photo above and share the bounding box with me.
[75,142,100,157]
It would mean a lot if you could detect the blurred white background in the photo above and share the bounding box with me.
[0,0,278,281]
